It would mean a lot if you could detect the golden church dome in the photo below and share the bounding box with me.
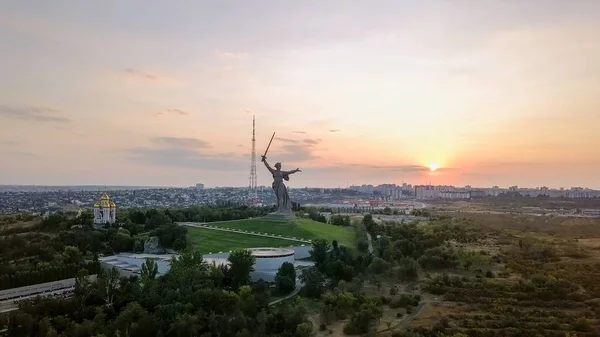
[93,202,100,208]
[100,193,110,200]
[109,202,116,208]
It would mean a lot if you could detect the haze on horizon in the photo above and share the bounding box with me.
[1,1,599,189]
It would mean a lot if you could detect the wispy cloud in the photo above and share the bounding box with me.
[0,140,17,146]
[151,137,210,149]
[328,129,341,133]
[155,109,190,117]
[0,105,70,123]
[293,131,307,134]
[0,150,37,158]
[125,68,161,80]
[275,137,298,143]
[303,138,321,145]
[366,164,429,173]
[331,163,458,174]
[274,137,321,145]
[273,144,319,164]
[128,136,243,170]
[123,68,178,84]
[215,50,249,59]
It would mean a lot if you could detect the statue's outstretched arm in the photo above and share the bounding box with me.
[262,157,275,174]
[282,168,301,175]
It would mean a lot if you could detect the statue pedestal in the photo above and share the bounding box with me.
[264,211,296,220]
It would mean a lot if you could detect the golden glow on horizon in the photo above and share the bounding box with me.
[0,2,599,188]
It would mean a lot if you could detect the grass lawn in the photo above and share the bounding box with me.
[186,227,302,254]
[203,218,355,248]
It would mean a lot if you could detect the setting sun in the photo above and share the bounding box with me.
[429,163,439,172]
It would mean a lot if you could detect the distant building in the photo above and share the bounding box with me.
[196,183,205,191]
[470,190,486,198]
[414,185,440,200]
[439,191,470,200]
[93,193,116,225]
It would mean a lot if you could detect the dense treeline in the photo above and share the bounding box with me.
[0,206,277,292]
[357,214,484,282]
[125,205,273,224]
[299,237,388,334]
[0,262,100,290]
[0,223,104,290]
[0,250,315,336]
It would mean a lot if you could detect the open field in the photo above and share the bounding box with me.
[186,227,301,254]
[203,218,355,247]
[401,214,600,336]
[302,212,600,336]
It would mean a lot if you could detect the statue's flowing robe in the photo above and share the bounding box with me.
[272,171,292,212]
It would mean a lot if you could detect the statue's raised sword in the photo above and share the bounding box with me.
[261,132,275,161]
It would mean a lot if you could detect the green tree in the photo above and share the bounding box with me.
[295,322,314,337]
[300,267,326,298]
[310,239,330,267]
[114,302,157,337]
[166,313,200,337]
[228,250,255,290]
[97,267,120,307]
[141,258,158,279]
[144,212,173,231]
[74,210,94,227]
[112,232,134,252]
[62,246,83,264]
[368,257,390,274]
[330,215,345,226]
[275,262,297,294]
[396,257,419,281]
[75,269,93,310]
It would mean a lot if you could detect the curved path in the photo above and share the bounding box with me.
[377,299,439,333]
[366,232,374,255]
[178,222,312,244]
[268,280,303,306]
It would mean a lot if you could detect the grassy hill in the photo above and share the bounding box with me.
[186,227,301,254]
[185,218,355,254]
[202,218,354,247]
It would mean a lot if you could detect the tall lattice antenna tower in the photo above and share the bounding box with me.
[248,115,258,202]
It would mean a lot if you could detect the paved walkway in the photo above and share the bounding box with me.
[268,280,303,306]
[366,232,374,255]
[178,222,312,244]
[376,298,440,333]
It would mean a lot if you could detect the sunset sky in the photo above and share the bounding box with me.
[1,1,599,189]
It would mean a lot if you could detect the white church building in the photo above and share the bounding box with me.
[93,193,116,225]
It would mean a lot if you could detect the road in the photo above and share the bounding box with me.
[0,288,74,313]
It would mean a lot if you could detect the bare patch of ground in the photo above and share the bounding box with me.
[409,302,458,328]
[578,238,600,248]
[313,319,347,337]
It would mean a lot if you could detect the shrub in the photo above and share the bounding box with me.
[390,294,420,309]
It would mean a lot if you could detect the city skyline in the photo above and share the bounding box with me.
[1,1,599,189]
